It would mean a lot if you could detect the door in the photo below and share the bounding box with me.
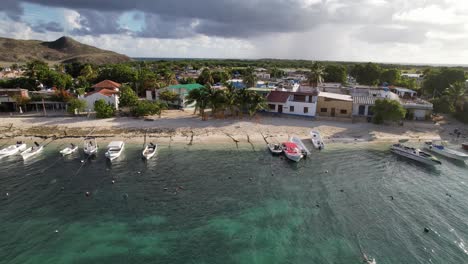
[358,105,365,115]
[331,108,336,117]
[278,105,283,113]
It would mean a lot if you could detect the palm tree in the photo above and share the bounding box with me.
[307,62,325,87]
[197,68,214,85]
[446,82,467,111]
[225,83,239,117]
[243,70,257,88]
[245,90,266,117]
[185,85,210,120]
[163,71,177,86]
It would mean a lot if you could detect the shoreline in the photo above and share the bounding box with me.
[0,111,466,147]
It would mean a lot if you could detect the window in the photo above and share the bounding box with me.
[268,104,276,110]
[289,106,294,112]
[340,109,347,114]
[293,94,306,102]
[320,108,327,113]
[304,107,308,113]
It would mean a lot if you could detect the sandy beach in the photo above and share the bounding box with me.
[0,110,466,147]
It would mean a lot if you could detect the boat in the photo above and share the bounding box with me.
[289,135,310,157]
[142,143,158,160]
[463,142,468,151]
[83,137,98,155]
[105,141,125,161]
[281,142,303,162]
[0,141,27,157]
[20,142,43,160]
[424,141,468,161]
[267,143,283,155]
[390,144,441,166]
[310,130,325,150]
[59,143,78,156]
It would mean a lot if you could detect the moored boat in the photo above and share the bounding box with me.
[310,130,325,150]
[281,142,303,162]
[267,143,283,155]
[142,143,158,160]
[60,143,78,156]
[289,135,310,157]
[83,137,98,155]
[0,141,27,158]
[463,142,468,151]
[21,142,43,160]
[105,141,125,161]
[391,144,441,166]
[424,141,468,161]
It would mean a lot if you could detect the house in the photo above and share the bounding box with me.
[317,92,353,118]
[392,87,417,98]
[400,99,433,120]
[266,90,318,117]
[148,83,204,108]
[352,88,400,117]
[80,80,121,111]
[0,88,29,111]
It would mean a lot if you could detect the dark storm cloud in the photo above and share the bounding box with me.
[0,0,23,21]
[30,21,63,33]
[70,10,128,36]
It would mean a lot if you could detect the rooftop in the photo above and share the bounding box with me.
[266,91,291,103]
[92,80,121,89]
[166,83,204,91]
[85,88,119,97]
[319,92,352,102]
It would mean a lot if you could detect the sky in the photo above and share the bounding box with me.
[1,0,468,64]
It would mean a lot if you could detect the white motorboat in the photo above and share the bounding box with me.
[310,130,325,150]
[60,143,78,156]
[289,135,310,157]
[424,141,468,161]
[105,141,125,161]
[21,142,43,160]
[83,137,98,155]
[391,144,441,166]
[267,143,283,155]
[281,142,303,162]
[0,141,27,157]
[142,143,158,160]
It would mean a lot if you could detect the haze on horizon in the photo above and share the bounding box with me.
[1,0,468,65]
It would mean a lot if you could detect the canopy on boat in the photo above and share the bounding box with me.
[107,141,124,148]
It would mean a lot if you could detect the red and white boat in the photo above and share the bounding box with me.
[281,142,303,162]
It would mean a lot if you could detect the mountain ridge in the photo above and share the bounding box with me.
[0,36,131,65]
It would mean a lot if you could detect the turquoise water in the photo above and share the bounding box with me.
[0,141,467,264]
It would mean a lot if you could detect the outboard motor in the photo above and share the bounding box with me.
[34,142,39,147]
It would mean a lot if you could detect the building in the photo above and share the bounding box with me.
[400,99,433,120]
[266,90,318,117]
[147,83,204,108]
[317,92,353,118]
[0,88,29,111]
[80,80,121,111]
[392,87,417,98]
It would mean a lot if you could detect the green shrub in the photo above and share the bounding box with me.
[372,99,406,124]
[68,98,87,114]
[130,100,164,117]
[119,84,138,107]
[431,96,454,114]
[94,99,114,118]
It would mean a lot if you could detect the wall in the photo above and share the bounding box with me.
[352,104,373,117]
[317,97,352,117]
[266,100,317,117]
[81,93,118,111]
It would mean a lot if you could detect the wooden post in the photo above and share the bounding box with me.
[42,98,47,116]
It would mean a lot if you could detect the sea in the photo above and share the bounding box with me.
[0,141,467,264]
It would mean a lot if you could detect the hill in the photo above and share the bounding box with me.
[0,36,131,65]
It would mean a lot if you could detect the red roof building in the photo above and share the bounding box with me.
[91,80,121,91]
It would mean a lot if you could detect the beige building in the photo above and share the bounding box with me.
[317,92,353,118]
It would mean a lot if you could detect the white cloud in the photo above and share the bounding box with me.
[393,4,468,25]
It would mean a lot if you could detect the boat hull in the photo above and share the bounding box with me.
[267,144,283,155]
[142,145,157,160]
[60,146,78,156]
[425,145,468,161]
[0,144,27,157]
[391,147,440,166]
[21,146,43,160]
[285,152,302,162]
[105,144,124,161]
[310,131,325,150]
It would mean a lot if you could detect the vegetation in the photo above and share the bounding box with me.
[119,84,138,107]
[350,63,382,86]
[130,101,166,117]
[372,99,406,124]
[94,99,115,118]
[324,64,347,83]
[422,68,466,97]
[197,68,215,85]
[67,98,87,114]
[159,90,179,103]
[242,68,257,88]
[307,62,325,87]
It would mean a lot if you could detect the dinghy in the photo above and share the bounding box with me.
[424,141,468,161]
[391,143,441,166]
[267,143,283,155]
[83,137,98,155]
[21,142,43,160]
[310,130,325,150]
[0,141,27,157]
[142,143,158,160]
[289,135,310,157]
[60,143,78,156]
[281,142,303,162]
[105,141,125,161]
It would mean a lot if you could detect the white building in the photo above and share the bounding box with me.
[79,80,121,111]
[266,91,318,117]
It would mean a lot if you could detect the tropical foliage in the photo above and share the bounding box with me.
[94,99,115,118]
[130,101,166,117]
[67,98,87,114]
[307,62,325,87]
[119,84,139,107]
[324,64,347,83]
[159,90,179,103]
[372,99,406,124]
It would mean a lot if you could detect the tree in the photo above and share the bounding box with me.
[431,95,454,114]
[307,62,325,87]
[185,86,210,120]
[422,68,466,97]
[380,69,401,85]
[270,67,286,78]
[445,81,466,111]
[159,90,179,103]
[179,77,196,84]
[43,71,73,89]
[67,98,87,114]
[242,68,257,88]
[119,84,138,107]
[212,70,230,83]
[24,60,49,80]
[130,100,166,117]
[162,70,177,86]
[373,99,406,124]
[245,90,266,117]
[197,68,214,85]
[94,99,114,118]
[350,63,382,85]
[96,64,137,83]
[324,64,347,83]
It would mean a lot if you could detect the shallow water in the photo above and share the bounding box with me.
[0,140,467,264]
